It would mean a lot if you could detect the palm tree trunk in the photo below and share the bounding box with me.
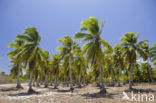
[111,66,114,86]
[99,61,107,94]
[33,79,35,87]
[28,69,34,94]
[69,56,74,91]
[78,65,81,88]
[84,75,88,86]
[16,66,22,88]
[63,75,66,86]
[123,71,126,85]
[129,61,133,90]
[66,76,69,87]
[86,78,88,85]
[84,77,86,86]
[96,77,100,87]
[36,76,39,87]
[56,76,58,86]
[54,75,57,89]
[50,75,53,86]
[118,68,120,86]
[44,73,48,88]
[147,56,154,83]
[40,74,43,85]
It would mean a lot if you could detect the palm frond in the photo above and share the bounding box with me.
[100,38,112,50]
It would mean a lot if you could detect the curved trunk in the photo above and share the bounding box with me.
[129,61,133,90]
[16,65,22,88]
[118,68,120,86]
[99,60,107,94]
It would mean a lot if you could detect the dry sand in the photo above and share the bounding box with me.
[0,83,156,103]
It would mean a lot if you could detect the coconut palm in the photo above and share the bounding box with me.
[114,44,124,86]
[120,32,146,90]
[41,51,50,88]
[90,64,100,86]
[139,42,154,83]
[33,65,42,87]
[61,55,70,87]
[104,48,114,86]
[75,17,111,93]
[16,27,45,94]
[82,67,88,85]
[9,60,23,87]
[57,35,79,91]
[74,47,86,88]
[150,43,156,65]
[51,54,61,89]
[49,60,54,86]
[8,39,24,88]
[32,66,39,87]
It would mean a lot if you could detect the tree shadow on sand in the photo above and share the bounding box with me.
[81,92,116,99]
[8,91,40,97]
[56,89,70,93]
[47,87,59,91]
[125,88,156,93]
[0,87,20,92]
[75,85,86,89]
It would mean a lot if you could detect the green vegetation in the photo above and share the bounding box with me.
[1,71,5,75]
[8,17,156,94]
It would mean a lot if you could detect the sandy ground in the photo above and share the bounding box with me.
[0,83,156,103]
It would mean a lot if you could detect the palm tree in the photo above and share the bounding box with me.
[90,64,100,86]
[60,55,70,87]
[33,66,39,87]
[75,17,112,93]
[57,35,79,91]
[150,43,156,66]
[8,39,24,89]
[114,44,123,87]
[49,60,54,86]
[120,32,146,90]
[42,51,50,88]
[9,60,23,87]
[74,47,86,88]
[104,48,114,86]
[139,42,154,83]
[51,54,61,89]
[16,27,45,94]
[33,65,42,87]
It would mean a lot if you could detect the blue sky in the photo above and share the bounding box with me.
[0,0,156,74]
